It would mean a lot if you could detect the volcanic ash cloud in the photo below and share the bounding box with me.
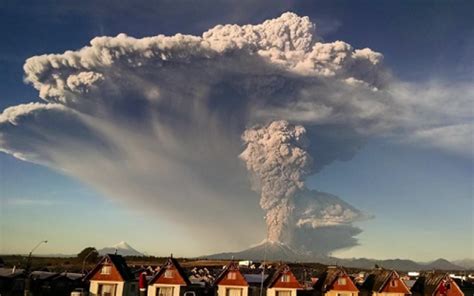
[0,12,472,255]
[240,121,369,252]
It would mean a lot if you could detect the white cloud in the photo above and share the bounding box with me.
[408,123,473,158]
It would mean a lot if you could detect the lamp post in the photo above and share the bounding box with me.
[25,240,48,273]
[82,249,98,275]
[24,240,48,296]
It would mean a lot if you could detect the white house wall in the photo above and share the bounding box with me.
[89,280,125,296]
[373,293,406,296]
[217,285,249,296]
[325,291,359,296]
[147,283,182,296]
[267,287,297,296]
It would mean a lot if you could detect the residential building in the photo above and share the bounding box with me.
[214,262,249,296]
[411,272,464,296]
[84,254,138,296]
[360,269,411,296]
[147,257,192,296]
[313,266,359,296]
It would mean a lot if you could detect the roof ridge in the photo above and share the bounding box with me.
[148,256,191,286]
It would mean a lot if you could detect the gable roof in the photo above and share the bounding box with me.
[84,254,135,281]
[265,264,302,289]
[148,257,191,286]
[213,261,248,287]
[313,266,358,292]
[361,269,401,292]
[313,267,349,292]
[411,272,457,296]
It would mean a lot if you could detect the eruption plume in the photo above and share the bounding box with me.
[240,121,313,243]
[240,121,369,251]
[1,12,471,255]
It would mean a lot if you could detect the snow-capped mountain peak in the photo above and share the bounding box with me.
[113,241,133,249]
[98,241,144,256]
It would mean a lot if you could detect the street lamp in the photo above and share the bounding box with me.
[82,249,98,275]
[24,240,47,296]
[25,240,48,273]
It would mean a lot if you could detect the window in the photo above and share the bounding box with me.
[158,286,174,296]
[226,288,242,296]
[276,291,291,296]
[227,272,237,280]
[338,278,347,285]
[98,284,117,296]
[101,265,112,275]
[390,280,398,287]
[337,293,351,296]
[165,270,174,278]
[281,274,290,282]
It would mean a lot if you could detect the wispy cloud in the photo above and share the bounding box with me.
[3,198,63,207]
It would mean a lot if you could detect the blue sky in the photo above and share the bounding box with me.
[0,0,472,261]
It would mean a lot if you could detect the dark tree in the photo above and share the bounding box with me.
[77,247,99,263]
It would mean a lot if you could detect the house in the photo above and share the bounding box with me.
[214,261,250,296]
[360,269,411,296]
[0,267,25,295]
[26,270,85,296]
[411,272,464,296]
[313,266,359,296]
[214,262,302,296]
[263,264,303,296]
[50,272,87,296]
[29,270,60,295]
[147,257,192,296]
[84,254,138,296]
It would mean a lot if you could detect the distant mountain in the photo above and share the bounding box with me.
[453,259,474,270]
[98,241,144,256]
[204,243,464,271]
[424,258,463,270]
[332,258,463,271]
[204,241,321,262]
[332,258,423,271]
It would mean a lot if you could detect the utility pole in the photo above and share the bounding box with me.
[259,242,268,296]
